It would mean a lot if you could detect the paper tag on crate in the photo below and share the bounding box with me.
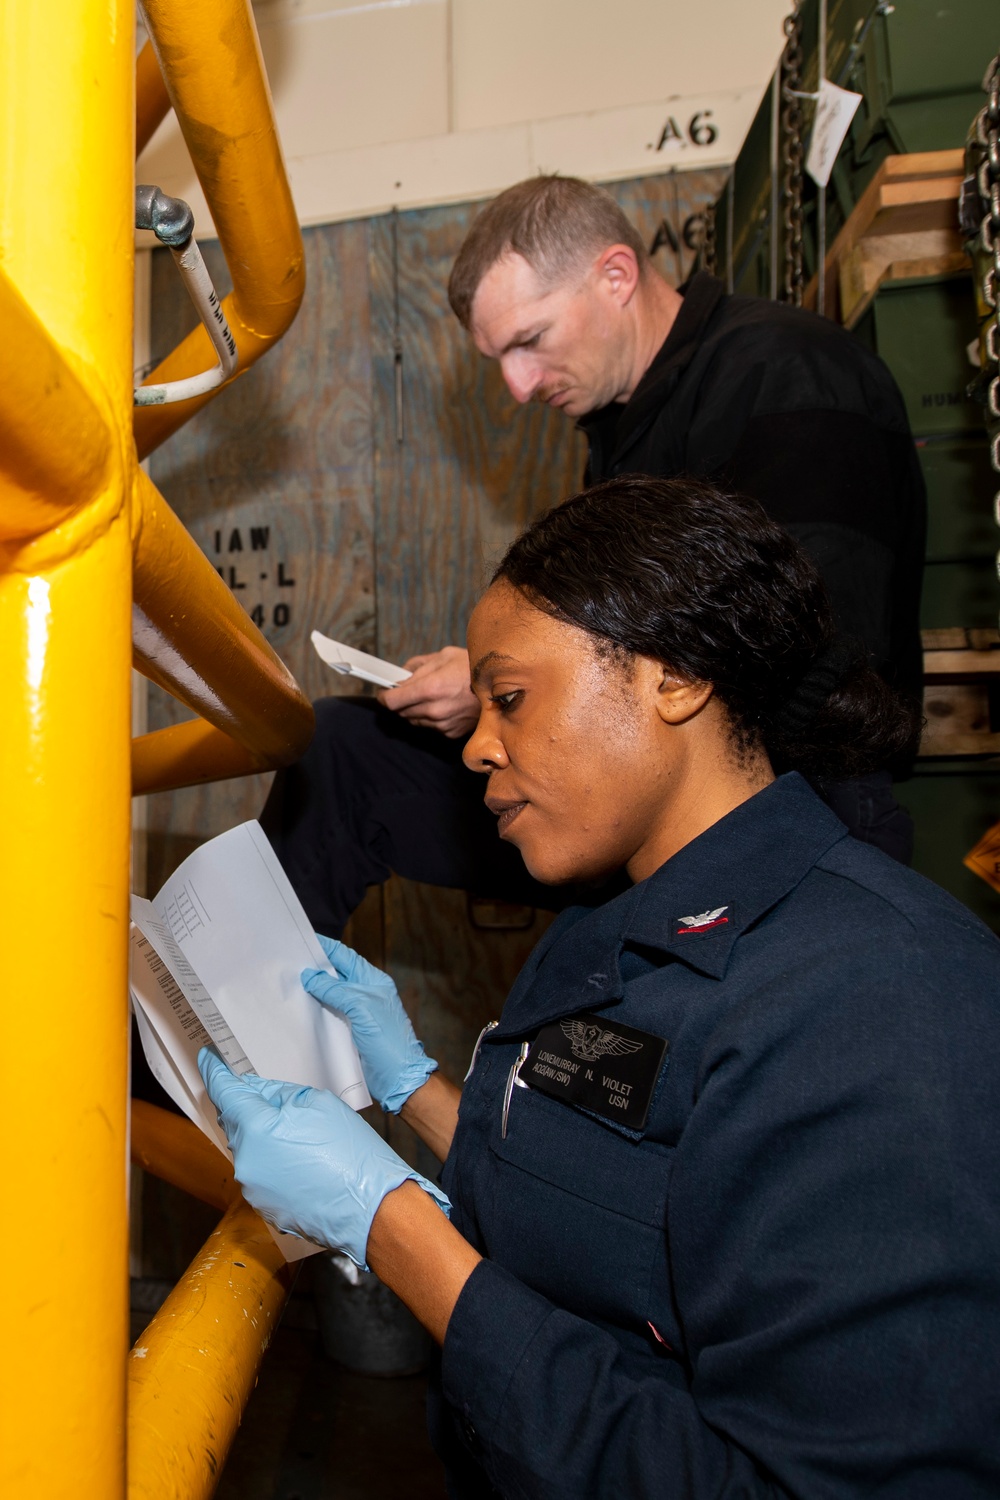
[806,79,863,188]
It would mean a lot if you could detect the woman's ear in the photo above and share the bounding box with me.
[649,664,714,725]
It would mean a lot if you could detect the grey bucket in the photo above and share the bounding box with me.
[313,1251,432,1376]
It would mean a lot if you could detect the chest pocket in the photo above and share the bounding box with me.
[485,1082,674,1335]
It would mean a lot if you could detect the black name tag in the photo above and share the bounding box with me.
[523,1012,668,1131]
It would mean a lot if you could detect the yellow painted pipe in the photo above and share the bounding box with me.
[128,1198,296,1500]
[132,717,275,797]
[136,38,173,158]
[132,468,315,762]
[134,0,305,457]
[0,1,134,1494]
[131,1100,239,1213]
[0,264,111,541]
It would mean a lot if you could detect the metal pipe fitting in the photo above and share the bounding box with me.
[134,184,238,406]
[135,183,193,247]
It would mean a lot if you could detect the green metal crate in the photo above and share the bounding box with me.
[714,0,996,296]
[899,766,1000,931]
[848,0,994,159]
[713,85,775,297]
[920,558,997,629]
[920,433,998,562]
[851,273,981,437]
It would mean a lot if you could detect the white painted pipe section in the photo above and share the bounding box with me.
[134,237,238,406]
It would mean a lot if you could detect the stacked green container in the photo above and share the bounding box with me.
[714,0,995,295]
[709,1,1000,929]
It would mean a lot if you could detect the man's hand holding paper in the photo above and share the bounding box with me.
[377,645,479,738]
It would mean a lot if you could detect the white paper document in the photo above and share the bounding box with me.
[311,629,411,689]
[806,79,863,188]
[129,820,372,1262]
[129,918,243,1156]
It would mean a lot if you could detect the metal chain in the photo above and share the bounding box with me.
[779,3,805,304]
[702,200,717,277]
[982,58,1000,484]
[963,54,1000,620]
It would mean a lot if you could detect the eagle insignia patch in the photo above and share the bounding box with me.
[675,904,729,936]
[559,1018,643,1063]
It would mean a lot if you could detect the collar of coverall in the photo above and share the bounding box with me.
[486,772,848,1042]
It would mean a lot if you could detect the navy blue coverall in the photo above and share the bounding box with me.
[431,774,1000,1498]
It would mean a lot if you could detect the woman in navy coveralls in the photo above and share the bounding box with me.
[202,478,1000,1498]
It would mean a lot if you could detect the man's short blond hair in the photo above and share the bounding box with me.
[447,175,649,329]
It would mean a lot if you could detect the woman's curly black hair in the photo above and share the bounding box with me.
[493,475,920,780]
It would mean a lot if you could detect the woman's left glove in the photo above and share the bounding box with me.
[302,935,437,1114]
[198,1047,450,1269]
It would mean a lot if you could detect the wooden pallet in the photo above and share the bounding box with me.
[920,627,1000,757]
[803,150,968,326]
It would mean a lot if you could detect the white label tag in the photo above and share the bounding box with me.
[805,79,863,188]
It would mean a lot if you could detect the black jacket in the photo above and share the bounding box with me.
[435,774,1000,1498]
[579,273,926,707]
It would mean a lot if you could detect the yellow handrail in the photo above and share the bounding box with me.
[136,38,173,158]
[125,5,314,1489]
[128,1198,296,1500]
[131,1100,239,1212]
[127,1109,299,1500]
[134,0,306,459]
[132,468,315,768]
[132,717,277,797]
[0,264,111,538]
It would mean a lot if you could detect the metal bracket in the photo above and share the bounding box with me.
[134,184,238,406]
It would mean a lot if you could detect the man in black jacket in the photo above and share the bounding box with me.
[262,176,926,933]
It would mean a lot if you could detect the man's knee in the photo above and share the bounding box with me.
[305,695,385,773]
[261,698,376,846]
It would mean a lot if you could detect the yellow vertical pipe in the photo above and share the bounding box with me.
[0,2,134,1496]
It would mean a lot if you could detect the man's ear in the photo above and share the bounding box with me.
[596,244,642,306]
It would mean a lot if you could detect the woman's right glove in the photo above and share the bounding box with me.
[198,1048,449,1269]
[302,935,438,1114]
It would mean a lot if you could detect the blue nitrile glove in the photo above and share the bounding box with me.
[198,1048,450,1269]
[301,934,437,1114]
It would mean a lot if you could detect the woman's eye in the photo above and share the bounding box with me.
[491,691,522,714]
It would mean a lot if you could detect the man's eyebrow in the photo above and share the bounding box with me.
[499,326,542,356]
[471,651,517,685]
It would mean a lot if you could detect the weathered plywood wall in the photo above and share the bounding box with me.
[146,222,378,888]
[145,168,724,1170]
